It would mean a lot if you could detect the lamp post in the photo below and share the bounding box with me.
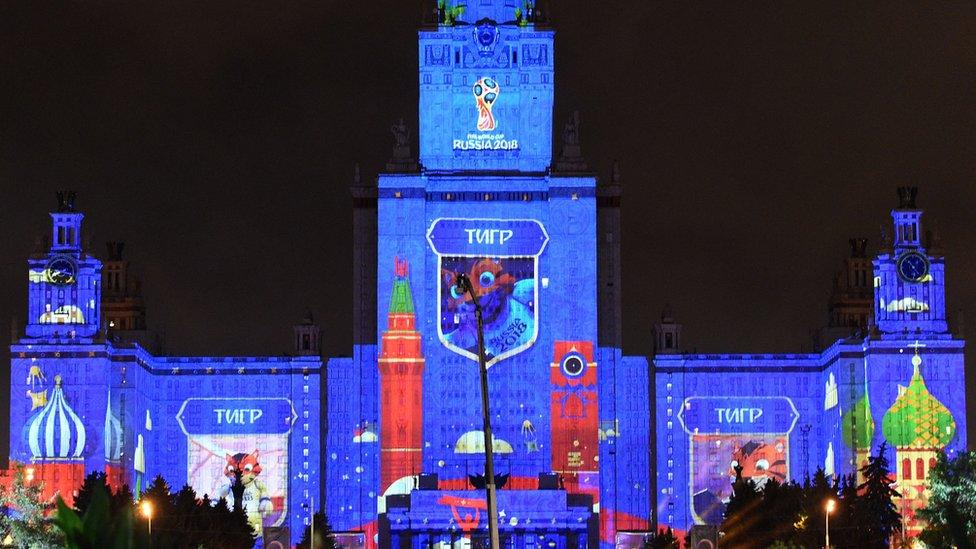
[455,273,500,549]
[140,500,154,537]
[824,498,836,549]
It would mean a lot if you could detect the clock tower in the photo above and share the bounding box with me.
[873,187,948,336]
[25,192,101,339]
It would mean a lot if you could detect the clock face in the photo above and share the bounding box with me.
[897,252,929,282]
[45,256,77,286]
[560,353,585,378]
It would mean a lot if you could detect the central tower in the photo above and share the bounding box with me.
[366,0,613,545]
[418,1,554,172]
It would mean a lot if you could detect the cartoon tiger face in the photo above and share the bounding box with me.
[730,440,787,485]
[224,450,262,485]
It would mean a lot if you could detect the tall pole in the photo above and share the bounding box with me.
[824,498,835,549]
[310,496,315,548]
[457,273,500,549]
[825,510,829,549]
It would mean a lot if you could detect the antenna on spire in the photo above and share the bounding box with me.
[394,256,409,278]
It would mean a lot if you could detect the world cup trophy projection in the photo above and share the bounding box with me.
[473,77,499,131]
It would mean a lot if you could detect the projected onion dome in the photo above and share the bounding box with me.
[27,375,86,459]
[103,388,123,462]
[454,430,514,454]
[882,352,956,449]
[841,391,875,450]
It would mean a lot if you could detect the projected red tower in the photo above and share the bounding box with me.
[550,341,599,500]
[378,257,425,493]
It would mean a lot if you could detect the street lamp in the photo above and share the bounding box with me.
[140,500,154,537]
[824,498,836,549]
[455,273,500,549]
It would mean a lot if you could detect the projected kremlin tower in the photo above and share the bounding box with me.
[378,257,425,493]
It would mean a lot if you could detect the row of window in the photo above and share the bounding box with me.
[902,457,936,481]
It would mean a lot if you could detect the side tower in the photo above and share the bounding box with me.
[863,188,966,538]
[873,187,947,335]
[816,238,873,349]
[13,193,108,503]
[26,192,101,338]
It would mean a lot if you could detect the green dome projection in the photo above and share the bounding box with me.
[842,391,875,450]
[882,353,956,449]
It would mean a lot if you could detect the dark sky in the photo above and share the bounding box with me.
[1,2,975,444]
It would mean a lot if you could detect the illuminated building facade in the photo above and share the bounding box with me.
[8,192,321,543]
[6,3,967,548]
[324,2,967,547]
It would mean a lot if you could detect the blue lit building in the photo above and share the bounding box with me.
[324,2,967,547]
[9,192,321,544]
[7,2,967,548]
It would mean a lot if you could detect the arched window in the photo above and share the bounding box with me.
[902,458,912,480]
[929,457,937,471]
[916,458,925,480]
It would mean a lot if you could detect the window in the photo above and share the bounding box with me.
[902,458,912,480]
[917,458,925,480]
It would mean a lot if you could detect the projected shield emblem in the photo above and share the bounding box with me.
[427,218,549,367]
[678,396,798,525]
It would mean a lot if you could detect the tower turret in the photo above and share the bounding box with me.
[293,312,321,356]
[418,0,554,172]
[653,305,682,354]
[25,193,102,338]
[873,188,949,336]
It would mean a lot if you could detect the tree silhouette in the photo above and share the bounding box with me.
[642,526,679,548]
[54,472,253,548]
[296,511,336,549]
[855,442,902,546]
[918,450,976,549]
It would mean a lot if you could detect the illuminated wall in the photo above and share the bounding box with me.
[652,193,967,537]
[323,1,660,544]
[10,205,321,542]
[319,2,968,547]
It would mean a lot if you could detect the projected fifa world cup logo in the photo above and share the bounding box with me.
[473,77,499,131]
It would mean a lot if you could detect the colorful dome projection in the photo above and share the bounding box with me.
[454,430,514,454]
[882,353,956,449]
[27,375,86,459]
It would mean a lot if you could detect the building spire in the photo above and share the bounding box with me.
[389,256,415,314]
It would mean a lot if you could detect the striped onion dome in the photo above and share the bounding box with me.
[28,375,86,459]
[103,388,123,462]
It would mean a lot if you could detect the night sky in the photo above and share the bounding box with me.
[1,2,974,450]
